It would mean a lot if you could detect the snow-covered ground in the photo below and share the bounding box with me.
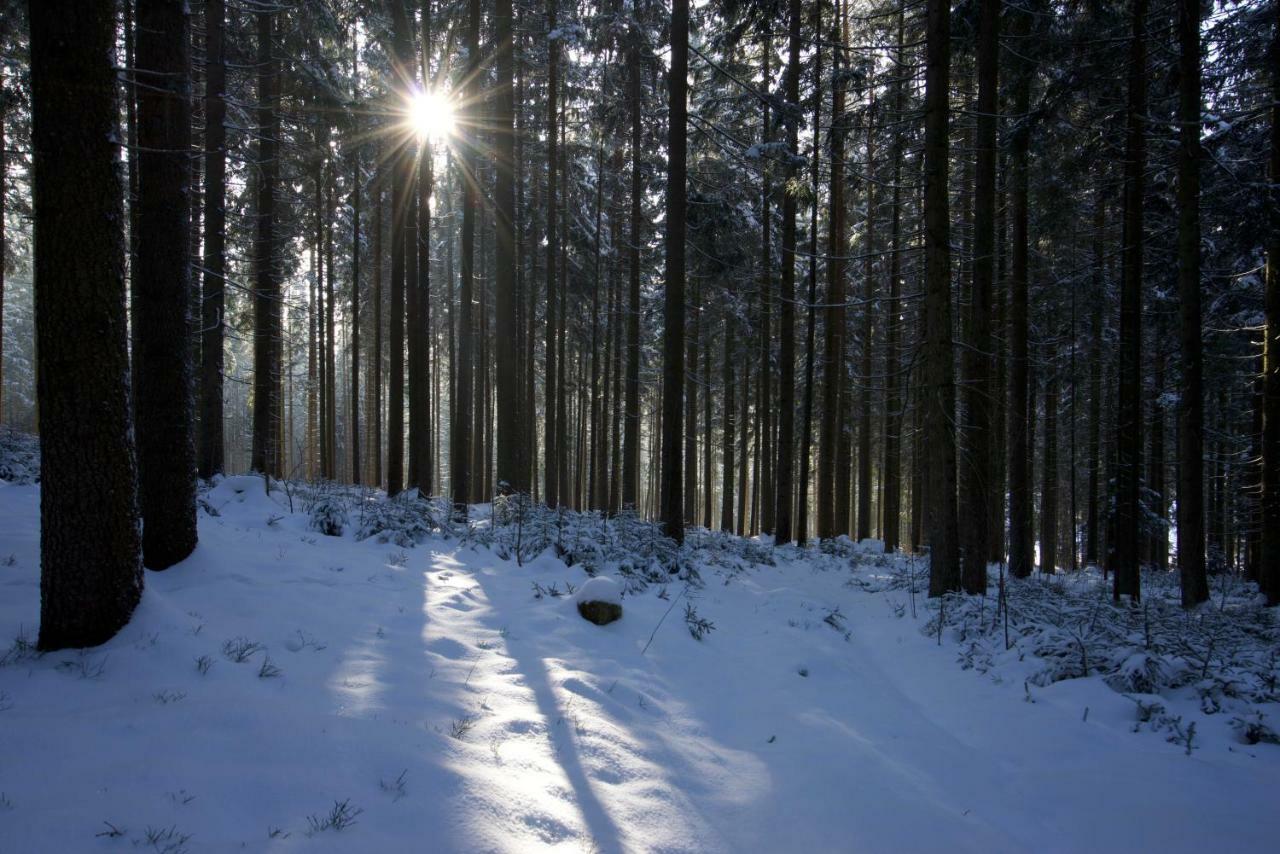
[0,474,1276,853]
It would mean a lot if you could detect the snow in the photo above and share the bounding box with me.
[574,576,622,607]
[0,481,1277,852]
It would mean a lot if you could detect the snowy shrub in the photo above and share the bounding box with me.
[0,429,39,484]
[355,491,448,547]
[1230,711,1280,745]
[683,602,715,640]
[308,495,349,537]
[305,799,363,835]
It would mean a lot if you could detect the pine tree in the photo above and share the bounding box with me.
[31,0,143,650]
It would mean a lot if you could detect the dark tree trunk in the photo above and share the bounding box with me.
[250,9,282,479]
[773,0,801,546]
[722,309,736,532]
[1114,0,1147,602]
[1262,0,1280,605]
[133,0,197,569]
[1176,0,1209,606]
[622,18,643,511]
[881,8,906,554]
[198,0,226,478]
[660,0,688,543]
[817,16,845,543]
[32,0,144,650]
[1007,9,1033,579]
[960,0,999,593]
[495,0,520,494]
[1086,191,1105,565]
[544,0,561,507]
[757,35,775,536]
[1041,372,1059,574]
[923,0,959,596]
[454,0,479,515]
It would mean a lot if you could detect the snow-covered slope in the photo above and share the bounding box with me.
[0,478,1275,852]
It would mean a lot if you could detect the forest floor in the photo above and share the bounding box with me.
[0,470,1277,853]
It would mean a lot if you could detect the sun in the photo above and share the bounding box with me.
[408,89,456,141]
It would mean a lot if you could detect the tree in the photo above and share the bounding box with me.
[959,0,998,593]
[1175,0,1208,607]
[250,7,282,478]
[923,0,959,596]
[544,0,561,507]
[1263,1,1280,605]
[773,0,801,546]
[1007,6,1033,579]
[494,0,519,495]
[133,0,198,569]
[453,0,479,516]
[1113,0,1147,602]
[31,0,143,650]
[622,16,643,510]
[199,0,227,479]
[660,0,689,543]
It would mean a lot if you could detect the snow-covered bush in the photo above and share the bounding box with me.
[355,491,449,547]
[308,495,350,537]
[911,562,1280,750]
[0,429,39,484]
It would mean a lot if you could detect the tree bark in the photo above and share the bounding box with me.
[1176,0,1208,605]
[960,0,998,592]
[923,0,959,595]
[773,0,801,546]
[660,0,689,543]
[250,8,282,479]
[32,0,144,650]
[1114,0,1147,601]
[198,0,226,478]
[133,0,197,569]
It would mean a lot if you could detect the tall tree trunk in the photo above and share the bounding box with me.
[134,0,197,568]
[32,0,144,650]
[1041,372,1058,574]
[1007,7,1033,579]
[857,88,877,542]
[623,17,643,512]
[372,168,383,488]
[250,8,281,479]
[758,35,775,536]
[1114,0,1147,602]
[923,0,959,595]
[685,282,699,524]
[881,8,906,554]
[1176,0,1208,605]
[660,0,689,543]
[721,309,736,532]
[773,0,801,546]
[960,0,998,592]
[544,0,561,507]
[350,104,362,486]
[198,0,226,478]
[495,0,520,495]
[797,5,822,545]
[1261,0,1280,605]
[453,0,479,515]
[1086,190,1104,565]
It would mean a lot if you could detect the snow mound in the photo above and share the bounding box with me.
[575,575,622,605]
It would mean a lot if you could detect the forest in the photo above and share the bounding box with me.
[0,0,1278,850]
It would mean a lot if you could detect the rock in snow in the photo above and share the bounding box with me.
[575,575,622,625]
